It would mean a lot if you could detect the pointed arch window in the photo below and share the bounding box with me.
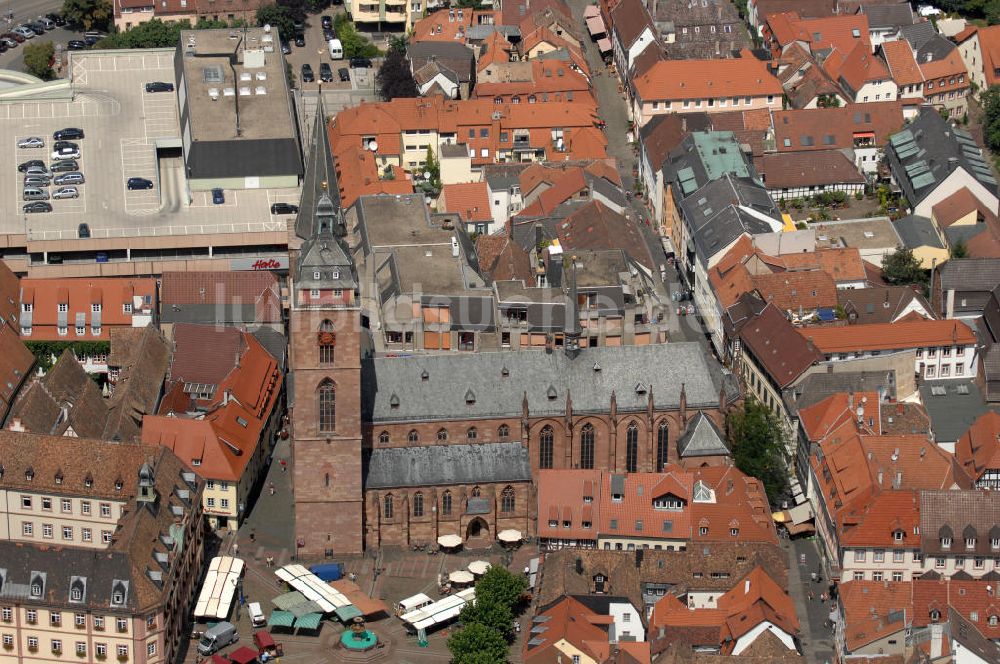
[408,430,419,443]
[501,486,515,513]
[318,320,336,364]
[498,424,510,441]
[539,425,554,469]
[656,422,669,472]
[437,428,448,441]
[318,380,336,432]
[383,494,394,520]
[626,422,639,473]
[413,492,424,517]
[442,490,452,515]
[580,424,595,469]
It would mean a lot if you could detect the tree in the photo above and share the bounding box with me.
[23,41,55,80]
[447,623,508,664]
[458,595,513,639]
[882,245,928,286]
[376,36,418,100]
[726,398,790,505]
[257,4,296,44]
[982,86,1000,152]
[475,566,527,610]
[951,238,969,259]
[334,13,380,58]
[62,0,113,30]
[278,0,309,21]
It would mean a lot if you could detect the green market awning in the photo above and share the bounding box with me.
[334,605,363,622]
[294,612,323,630]
[271,591,323,618]
[268,610,295,628]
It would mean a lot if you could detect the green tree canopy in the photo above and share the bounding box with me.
[882,245,928,286]
[23,41,56,80]
[951,238,969,259]
[458,595,513,639]
[475,566,527,610]
[982,86,1000,152]
[257,4,297,44]
[376,37,418,100]
[447,623,508,664]
[62,0,113,30]
[334,13,380,58]
[726,398,790,505]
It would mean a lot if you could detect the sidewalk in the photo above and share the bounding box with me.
[787,538,837,664]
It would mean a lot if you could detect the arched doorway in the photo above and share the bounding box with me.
[465,517,490,546]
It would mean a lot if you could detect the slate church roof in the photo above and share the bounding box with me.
[365,442,531,488]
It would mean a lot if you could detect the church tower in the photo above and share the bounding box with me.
[289,103,364,555]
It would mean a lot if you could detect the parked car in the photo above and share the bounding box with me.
[67,40,86,50]
[0,41,7,54]
[23,201,52,213]
[301,63,315,82]
[53,186,79,200]
[350,56,372,69]
[50,159,78,172]
[78,223,90,238]
[0,37,18,49]
[294,33,305,47]
[280,41,291,55]
[18,159,45,172]
[338,67,350,82]
[23,176,51,188]
[24,166,50,178]
[54,172,84,186]
[270,202,298,215]
[145,81,174,93]
[126,177,154,190]
[197,622,238,656]
[53,140,78,152]
[46,13,67,27]
[83,33,103,46]
[51,148,80,160]
[11,26,35,39]
[3,31,25,43]
[323,28,335,42]
[26,23,46,36]
[211,188,225,204]
[321,14,333,29]
[37,17,56,30]
[53,128,84,141]
[320,63,333,82]
[18,136,44,149]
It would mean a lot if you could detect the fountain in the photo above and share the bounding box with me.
[339,616,379,652]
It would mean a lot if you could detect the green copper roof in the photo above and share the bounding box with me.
[691,131,752,182]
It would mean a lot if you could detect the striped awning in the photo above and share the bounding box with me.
[268,610,295,628]
[294,612,323,630]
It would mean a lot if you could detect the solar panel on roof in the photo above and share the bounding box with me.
[905,161,929,176]
[911,172,937,189]
[895,143,919,160]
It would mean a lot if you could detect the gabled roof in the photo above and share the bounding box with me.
[8,350,107,439]
[919,490,1000,556]
[838,580,911,651]
[610,0,655,47]
[738,304,823,388]
[640,113,712,176]
[894,214,945,250]
[861,3,914,29]
[835,41,891,95]
[367,442,531,489]
[440,182,492,223]
[768,12,870,54]
[837,285,933,324]
[634,55,782,102]
[761,149,865,189]
[880,39,924,86]
[676,412,730,458]
[955,410,1000,481]
[937,257,1000,292]
[969,24,1000,88]
[523,596,612,663]
[799,318,976,354]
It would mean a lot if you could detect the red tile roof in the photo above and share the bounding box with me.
[970,25,1000,88]
[523,596,612,664]
[633,55,782,102]
[798,319,976,354]
[332,143,414,208]
[911,577,1000,639]
[598,469,695,542]
[839,490,920,547]
[19,277,157,341]
[142,331,282,483]
[738,305,824,388]
[931,187,994,228]
[160,270,281,321]
[920,46,968,93]
[881,39,924,86]
[839,580,912,651]
[440,182,492,223]
[537,469,603,541]
[955,410,1000,483]
[767,12,870,55]
[833,42,891,93]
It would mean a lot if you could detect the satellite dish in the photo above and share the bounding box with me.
[263,23,271,32]
[368,141,378,152]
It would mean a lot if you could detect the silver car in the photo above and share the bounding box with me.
[17,136,44,149]
[23,176,51,187]
[54,172,84,186]
[52,186,79,200]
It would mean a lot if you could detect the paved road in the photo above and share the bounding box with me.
[787,538,838,664]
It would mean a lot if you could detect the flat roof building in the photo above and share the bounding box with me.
[176,27,302,190]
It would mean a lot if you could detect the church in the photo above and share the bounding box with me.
[288,104,739,556]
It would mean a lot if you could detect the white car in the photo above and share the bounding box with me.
[52,186,79,200]
[917,4,943,16]
[12,26,35,40]
[51,148,80,161]
[17,136,44,149]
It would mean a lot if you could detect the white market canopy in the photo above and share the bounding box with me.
[400,587,476,631]
[448,570,475,585]
[275,564,351,614]
[498,529,522,543]
[194,556,244,620]
[467,560,491,575]
[437,534,463,548]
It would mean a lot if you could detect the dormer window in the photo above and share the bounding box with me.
[966,538,977,549]
[893,530,904,542]
[930,609,941,622]
[25,467,34,481]
[699,526,709,535]
[113,592,123,604]
[71,588,82,601]
[313,271,321,280]
[123,303,132,314]
[84,475,93,488]
[612,492,623,502]
[31,583,41,597]
[332,270,340,279]
[192,459,202,467]
[941,537,952,549]
[992,538,1000,549]
[54,471,63,485]
[114,480,123,491]
[730,528,739,537]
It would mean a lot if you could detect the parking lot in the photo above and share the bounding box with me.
[283,9,381,94]
[0,49,301,242]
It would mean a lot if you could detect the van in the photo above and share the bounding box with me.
[328,38,343,60]
[249,602,266,628]
[23,187,49,201]
[197,621,237,656]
